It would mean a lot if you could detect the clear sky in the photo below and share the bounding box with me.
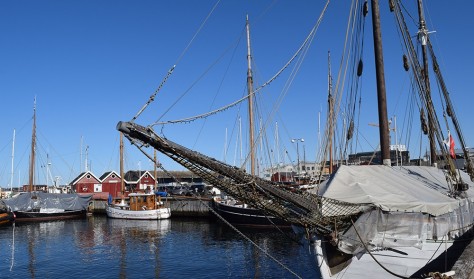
[1,1,473,188]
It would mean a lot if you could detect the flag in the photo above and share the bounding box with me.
[443,131,456,159]
[449,133,455,159]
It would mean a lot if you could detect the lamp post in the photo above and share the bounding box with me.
[291,138,304,175]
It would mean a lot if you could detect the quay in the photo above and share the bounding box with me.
[452,234,474,279]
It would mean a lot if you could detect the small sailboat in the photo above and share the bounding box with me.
[105,132,171,220]
[5,98,91,222]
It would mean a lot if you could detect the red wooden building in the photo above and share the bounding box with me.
[69,170,159,197]
[70,171,101,194]
[99,171,124,198]
[123,170,156,192]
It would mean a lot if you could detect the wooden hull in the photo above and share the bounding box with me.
[14,210,87,222]
[212,199,291,228]
[105,204,171,220]
[0,211,15,226]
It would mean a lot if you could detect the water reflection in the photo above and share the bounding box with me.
[0,216,318,279]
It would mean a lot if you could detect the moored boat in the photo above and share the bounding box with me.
[105,192,171,220]
[113,1,474,277]
[5,192,91,222]
[0,199,15,226]
[211,197,290,228]
[105,132,171,220]
[4,99,91,223]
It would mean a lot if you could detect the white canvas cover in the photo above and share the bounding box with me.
[316,165,474,216]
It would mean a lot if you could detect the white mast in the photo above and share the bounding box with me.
[80,136,83,173]
[85,145,89,172]
[239,117,243,167]
[46,153,50,187]
[10,129,15,191]
[223,128,227,163]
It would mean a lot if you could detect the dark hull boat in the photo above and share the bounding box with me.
[4,100,92,223]
[5,192,91,223]
[14,209,87,223]
[212,198,291,228]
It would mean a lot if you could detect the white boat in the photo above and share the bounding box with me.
[105,132,171,220]
[305,165,474,278]
[105,192,171,220]
[300,1,474,278]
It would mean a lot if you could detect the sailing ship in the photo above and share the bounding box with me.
[5,99,91,222]
[105,132,171,220]
[210,16,291,229]
[115,1,473,277]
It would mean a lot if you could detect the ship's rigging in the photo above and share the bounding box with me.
[118,0,473,239]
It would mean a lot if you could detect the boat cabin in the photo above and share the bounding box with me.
[126,193,162,211]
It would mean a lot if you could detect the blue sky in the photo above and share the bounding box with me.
[1,1,473,187]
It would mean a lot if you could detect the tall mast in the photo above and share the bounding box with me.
[417,0,436,166]
[80,136,83,173]
[246,15,256,176]
[10,129,15,191]
[28,98,37,192]
[328,51,334,174]
[120,132,124,196]
[154,149,157,192]
[371,0,391,166]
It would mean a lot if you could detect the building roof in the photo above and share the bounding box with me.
[123,170,155,183]
[69,171,101,185]
[99,171,120,181]
[68,170,198,185]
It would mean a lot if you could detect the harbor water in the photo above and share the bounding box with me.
[0,216,320,278]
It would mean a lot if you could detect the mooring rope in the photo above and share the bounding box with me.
[201,198,303,279]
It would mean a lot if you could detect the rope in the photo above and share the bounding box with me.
[130,0,222,123]
[131,66,175,122]
[350,218,416,279]
[203,199,303,279]
[151,0,331,126]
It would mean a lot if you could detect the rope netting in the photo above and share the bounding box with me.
[119,121,364,234]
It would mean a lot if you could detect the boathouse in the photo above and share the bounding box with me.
[70,171,101,194]
[124,170,156,192]
[99,171,123,198]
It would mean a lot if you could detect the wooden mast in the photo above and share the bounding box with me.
[370,0,391,166]
[417,0,437,166]
[154,149,157,192]
[28,98,37,192]
[120,132,125,198]
[246,15,256,176]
